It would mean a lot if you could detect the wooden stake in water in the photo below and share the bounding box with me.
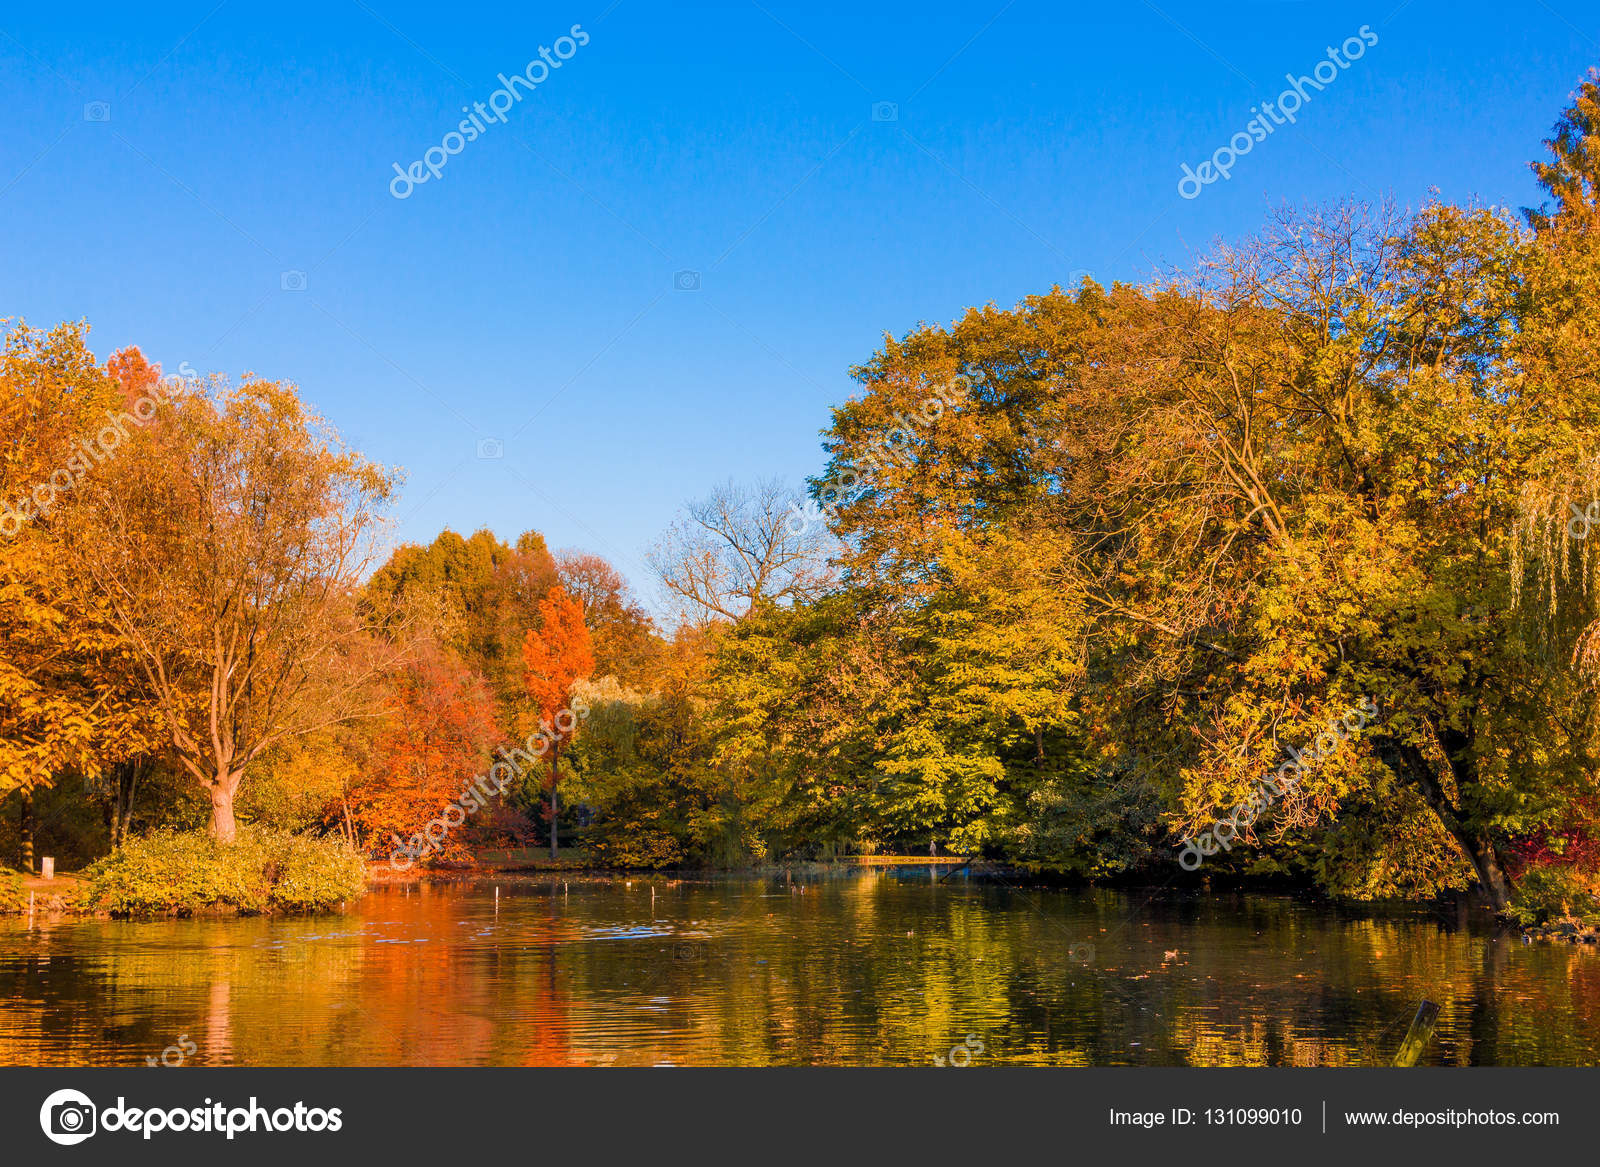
[495,886,500,916]
[1392,1000,1441,1066]
[27,890,34,930]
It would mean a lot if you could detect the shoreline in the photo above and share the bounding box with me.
[6,861,1598,947]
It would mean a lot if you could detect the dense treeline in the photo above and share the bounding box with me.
[6,76,1600,919]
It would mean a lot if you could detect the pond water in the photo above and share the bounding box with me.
[2,870,1596,1066]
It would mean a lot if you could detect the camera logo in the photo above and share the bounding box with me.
[40,1089,97,1146]
[84,101,111,122]
[476,437,504,459]
[280,270,307,292]
[871,101,899,122]
[673,269,700,291]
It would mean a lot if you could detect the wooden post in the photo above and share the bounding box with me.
[1392,1000,1441,1066]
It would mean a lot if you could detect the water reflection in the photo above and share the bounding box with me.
[1,872,1596,1066]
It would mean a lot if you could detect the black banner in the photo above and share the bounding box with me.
[4,1068,1595,1163]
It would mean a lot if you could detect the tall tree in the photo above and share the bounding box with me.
[810,197,1600,908]
[0,325,157,865]
[521,586,594,857]
[367,527,558,717]
[555,550,660,683]
[1526,68,1600,233]
[69,372,399,842]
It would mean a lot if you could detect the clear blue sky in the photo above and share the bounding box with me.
[2,1,1595,608]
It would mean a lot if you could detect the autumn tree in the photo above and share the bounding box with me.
[367,527,559,719]
[68,373,399,842]
[520,586,594,857]
[0,324,161,866]
[343,645,500,861]
[805,190,1600,908]
[555,550,660,683]
[1526,67,1600,233]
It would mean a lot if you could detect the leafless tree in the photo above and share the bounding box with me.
[649,478,837,625]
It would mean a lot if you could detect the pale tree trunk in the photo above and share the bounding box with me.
[208,772,242,843]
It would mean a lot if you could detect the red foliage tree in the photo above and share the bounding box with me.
[347,647,500,864]
[521,586,594,857]
[1509,796,1600,878]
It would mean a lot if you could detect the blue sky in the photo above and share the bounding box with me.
[1,0,1595,609]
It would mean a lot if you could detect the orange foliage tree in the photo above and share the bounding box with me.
[68,370,397,842]
[520,586,594,857]
[344,648,500,863]
[0,326,164,866]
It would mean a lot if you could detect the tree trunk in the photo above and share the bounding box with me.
[110,758,145,850]
[549,743,560,860]
[19,792,34,874]
[209,779,239,843]
[1395,743,1512,911]
[1465,833,1513,910]
[111,784,126,851]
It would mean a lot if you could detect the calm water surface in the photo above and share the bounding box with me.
[2,870,1596,1066]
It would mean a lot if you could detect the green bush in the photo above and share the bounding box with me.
[1508,865,1600,926]
[268,830,367,910]
[587,828,684,869]
[84,827,365,916]
[0,866,24,913]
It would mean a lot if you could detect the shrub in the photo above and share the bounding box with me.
[586,828,684,869]
[1508,864,1600,926]
[84,827,366,916]
[267,830,366,910]
[0,866,23,913]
